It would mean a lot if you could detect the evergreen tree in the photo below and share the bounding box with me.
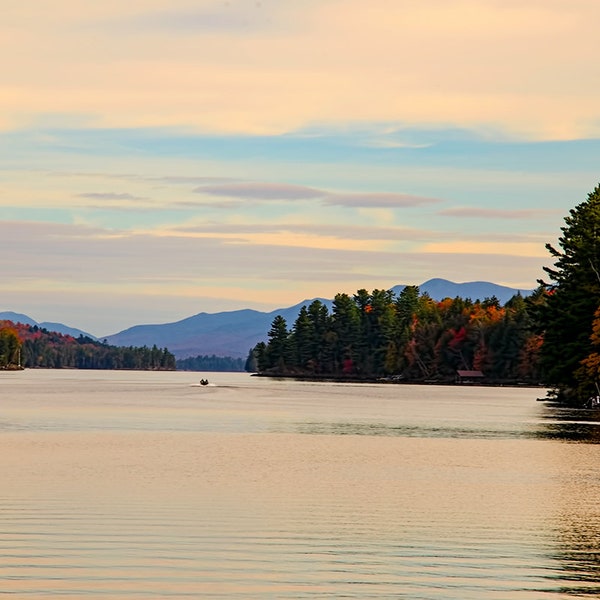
[537,184,600,404]
[331,293,361,374]
[265,315,290,372]
[307,300,331,372]
[291,306,316,371]
[392,285,420,373]
[353,288,395,376]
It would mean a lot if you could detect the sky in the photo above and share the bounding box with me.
[2,0,600,337]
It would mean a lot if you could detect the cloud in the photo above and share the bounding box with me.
[438,207,560,219]
[193,182,326,200]
[150,176,242,185]
[77,192,148,201]
[174,221,437,246]
[192,183,443,208]
[0,219,546,285]
[105,2,288,35]
[3,1,600,138]
[324,193,443,208]
[422,240,547,258]
[172,199,245,210]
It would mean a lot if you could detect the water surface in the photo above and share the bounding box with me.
[2,370,600,598]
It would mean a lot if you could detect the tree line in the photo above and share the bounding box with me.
[0,322,176,370]
[249,287,542,384]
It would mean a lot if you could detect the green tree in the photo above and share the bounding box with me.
[331,293,361,374]
[265,315,290,372]
[307,300,332,372]
[291,305,316,371]
[353,288,395,376]
[391,285,420,374]
[250,341,267,372]
[537,184,600,405]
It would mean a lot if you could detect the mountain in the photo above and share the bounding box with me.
[103,279,532,359]
[103,299,334,360]
[0,312,97,339]
[0,311,38,326]
[394,278,532,305]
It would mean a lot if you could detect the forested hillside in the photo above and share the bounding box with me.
[250,287,543,384]
[0,321,175,370]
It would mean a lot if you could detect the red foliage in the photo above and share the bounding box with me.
[448,326,467,348]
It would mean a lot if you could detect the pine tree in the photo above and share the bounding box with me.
[331,293,361,374]
[538,184,600,404]
[292,306,316,371]
[265,315,290,372]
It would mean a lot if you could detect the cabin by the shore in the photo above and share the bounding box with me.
[455,370,484,384]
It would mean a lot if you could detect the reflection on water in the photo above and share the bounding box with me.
[297,421,535,439]
[538,401,600,443]
[1,370,600,598]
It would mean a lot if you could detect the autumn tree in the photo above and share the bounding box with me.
[0,324,21,368]
[577,306,600,400]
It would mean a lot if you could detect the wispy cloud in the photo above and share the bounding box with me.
[105,2,286,35]
[325,193,442,208]
[192,182,443,208]
[174,221,436,242]
[194,182,326,201]
[438,207,560,219]
[150,176,242,185]
[172,199,245,210]
[77,192,148,201]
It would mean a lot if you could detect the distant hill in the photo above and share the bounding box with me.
[103,299,333,360]
[397,278,532,305]
[103,279,532,359]
[0,312,97,340]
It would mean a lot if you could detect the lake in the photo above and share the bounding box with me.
[1,369,600,598]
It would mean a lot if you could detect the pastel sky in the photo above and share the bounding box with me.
[2,0,600,336]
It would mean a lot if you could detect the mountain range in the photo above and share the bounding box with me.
[1,279,533,359]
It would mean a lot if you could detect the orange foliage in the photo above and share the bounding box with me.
[0,322,21,342]
[469,304,505,324]
[437,298,454,312]
[579,306,600,383]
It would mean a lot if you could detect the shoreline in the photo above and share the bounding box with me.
[251,372,545,389]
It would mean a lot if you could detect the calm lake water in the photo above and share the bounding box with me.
[2,370,600,599]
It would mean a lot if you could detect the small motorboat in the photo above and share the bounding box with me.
[199,378,209,386]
